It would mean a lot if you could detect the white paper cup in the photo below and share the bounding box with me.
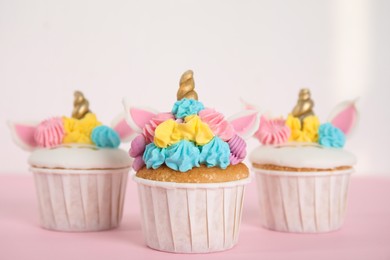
[133,175,251,253]
[252,168,353,233]
[30,167,129,232]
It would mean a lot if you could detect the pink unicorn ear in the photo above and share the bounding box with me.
[110,113,137,142]
[327,99,359,137]
[228,110,261,139]
[122,99,158,133]
[8,121,39,151]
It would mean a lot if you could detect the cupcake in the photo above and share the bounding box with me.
[125,70,259,253]
[8,91,133,232]
[250,89,358,233]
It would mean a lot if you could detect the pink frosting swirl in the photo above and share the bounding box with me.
[228,134,246,165]
[34,117,65,148]
[129,134,147,171]
[199,108,235,141]
[254,116,290,145]
[143,112,175,143]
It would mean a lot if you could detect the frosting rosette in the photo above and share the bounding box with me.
[199,137,230,169]
[143,143,166,169]
[228,134,246,165]
[255,116,290,145]
[91,125,121,148]
[318,123,346,148]
[63,113,102,144]
[34,117,65,148]
[172,98,205,119]
[199,108,235,141]
[165,140,200,172]
[143,112,175,143]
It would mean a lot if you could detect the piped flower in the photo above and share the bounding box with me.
[63,113,101,144]
[318,123,346,148]
[199,108,235,141]
[255,116,290,145]
[91,125,120,148]
[172,98,205,119]
[165,140,200,172]
[143,112,175,143]
[199,136,230,169]
[34,117,65,148]
[228,134,246,165]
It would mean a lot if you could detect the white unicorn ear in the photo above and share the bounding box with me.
[122,98,158,134]
[7,121,39,151]
[327,98,359,137]
[240,98,261,111]
[228,110,261,139]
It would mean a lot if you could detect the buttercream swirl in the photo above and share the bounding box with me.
[286,114,320,143]
[199,108,235,141]
[153,115,214,148]
[227,134,246,165]
[143,143,166,169]
[172,98,205,119]
[129,134,147,171]
[199,137,230,169]
[63,113,102,144]
[34,117,65,148]
[143,112,175,143]
[318,123,346,148]
[255,116,290,145]
[165,140,200,172]
[91,125,120,148]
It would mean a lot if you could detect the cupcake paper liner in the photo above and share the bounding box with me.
[133,175,251,253]
[31,168,129,232]
[253,168,353,233]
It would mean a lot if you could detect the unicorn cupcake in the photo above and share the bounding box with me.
[8,91,132,232]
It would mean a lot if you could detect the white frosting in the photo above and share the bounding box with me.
[249,144,356,169]
[28,144,132,169]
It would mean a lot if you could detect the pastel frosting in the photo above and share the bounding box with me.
[250,144,356,169]
[130,97,248,172]
[91,125,120,148]
[34,117,65,148]
[172,98,205,118]
[29,144,132,170]
[318,123,346,148]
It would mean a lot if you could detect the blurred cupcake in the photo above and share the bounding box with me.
[250,89,358,233]
[125,70,259,253]
[8,91,132,232]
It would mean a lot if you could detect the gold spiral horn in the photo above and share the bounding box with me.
[177,70,198,100]
[291,88,314,122]
[72,91,91,119]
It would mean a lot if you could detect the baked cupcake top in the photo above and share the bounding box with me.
[9,91,133,169]
[249,89,358,170]
[127,70,260,174]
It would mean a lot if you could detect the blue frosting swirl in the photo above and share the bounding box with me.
[165,140,200,172]
[171,98,205,119]
[318,123,346,148]
[91,125,120,148]
[199,137,230,169]
[143,143,166,169]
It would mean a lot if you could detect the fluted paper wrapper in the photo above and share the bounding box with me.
[31,168,129,232]
[253,168,353,233]
[133,176,250,253]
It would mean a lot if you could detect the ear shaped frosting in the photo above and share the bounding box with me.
[122,98,158,134]
[240,98,261,111]
[110,113,137,142]
[327,99,359,137]
[228,110,261,139]
[8,121,39,151]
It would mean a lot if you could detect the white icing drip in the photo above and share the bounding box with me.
[28,144,132,169]
[249,145,356,169]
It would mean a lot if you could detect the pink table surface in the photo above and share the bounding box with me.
[1,175,389,260]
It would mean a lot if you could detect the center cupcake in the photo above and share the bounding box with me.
[127,70,251,253]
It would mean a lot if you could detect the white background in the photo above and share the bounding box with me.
[1,0,389,175]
